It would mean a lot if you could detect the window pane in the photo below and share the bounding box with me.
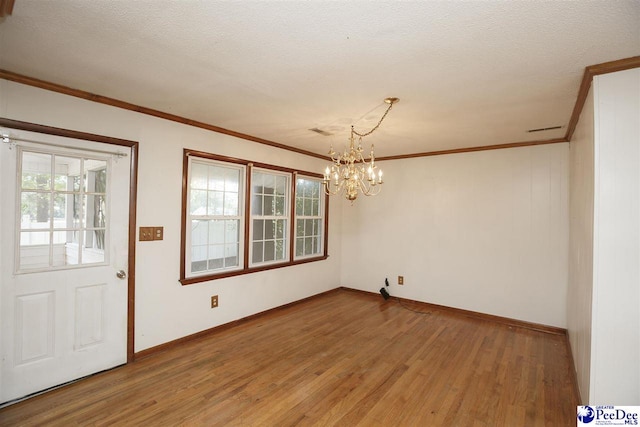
[208,245,224,269]
[310,182,320,197]
[275,220,285,239]
[225,220,239,243]
[264,195,274,216]
[224,243,239,267]
[191,163,208,190]
[21,192,51,226]
[19,231,50,269]
[20,230,49,246]
[225,168,240,192]
[86,160,108,187]
[263,174,275,195]
[192,220,208,245]
[208,190,224,216]
[264,240,275,261]
[91,195,107,231]
[190,190,207,215]
[252,194,263,215]
[275,175,286,195]
[253,220,264,240]
[82,231,105,264]
[208,256,224,270]
[275,196,285,216]
[275,239,285,260]
[296,238,304,257]
[22,152,52,190]
[53,193,69,229]
[304,237,313,255]
[295,197,303,216]
[191,245,208,272]
[73,194,83,228]
[208,220,224,243]
[54,156,82,191]
[224,192,239,216]
[208,166,225,191]
[303,198,312,216]
[252,172,264,195]
[265,220,275,239]
[252,241,263,263]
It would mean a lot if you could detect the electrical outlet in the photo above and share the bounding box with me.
[398,276,404,285]
[153,226,164,240]
[211,295,219,308]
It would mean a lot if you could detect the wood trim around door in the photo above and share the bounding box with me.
[0,0,15,17]
[0,117,139,363]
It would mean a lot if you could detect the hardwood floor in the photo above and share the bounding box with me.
[0,289,579,426]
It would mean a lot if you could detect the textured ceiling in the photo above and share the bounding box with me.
[0,1,639,157]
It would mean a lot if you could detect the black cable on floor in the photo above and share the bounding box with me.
[396,297,431,315]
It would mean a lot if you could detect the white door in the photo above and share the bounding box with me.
[0,128,130,404]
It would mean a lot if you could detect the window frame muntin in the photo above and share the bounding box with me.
[180,149,329,285]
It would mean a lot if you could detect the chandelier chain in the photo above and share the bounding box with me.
[351,102,394,138]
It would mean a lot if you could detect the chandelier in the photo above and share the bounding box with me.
[323,97,399,202]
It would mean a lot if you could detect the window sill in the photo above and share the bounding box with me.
[179,254,329,286]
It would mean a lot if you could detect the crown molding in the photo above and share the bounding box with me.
[1,55,639,161]
[0,68,328,160]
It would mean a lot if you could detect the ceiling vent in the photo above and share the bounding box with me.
[309,128,333,137]
[527,126,563,133]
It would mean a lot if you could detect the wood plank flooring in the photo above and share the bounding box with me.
[0,289,579,426]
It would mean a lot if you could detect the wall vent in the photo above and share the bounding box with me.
[527,126,562,133]
[309,128,333,136]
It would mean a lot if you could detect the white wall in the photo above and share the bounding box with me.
[590,69,640,405]
[0,80,342,352]
[568,85,595,403]
[340,143,570,327]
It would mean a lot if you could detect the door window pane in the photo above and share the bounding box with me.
[17,150,110,271]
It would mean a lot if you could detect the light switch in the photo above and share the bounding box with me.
[139,227,154,241]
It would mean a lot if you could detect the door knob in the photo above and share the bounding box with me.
[116,270,127,279]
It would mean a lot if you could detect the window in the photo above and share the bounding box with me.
[181,150,328,285]
[17,148,109,272]
[294,176,324,259]
[186,158,244,277]
[250,169,289,266]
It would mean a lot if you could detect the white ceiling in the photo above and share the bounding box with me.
[0,1,639,158]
